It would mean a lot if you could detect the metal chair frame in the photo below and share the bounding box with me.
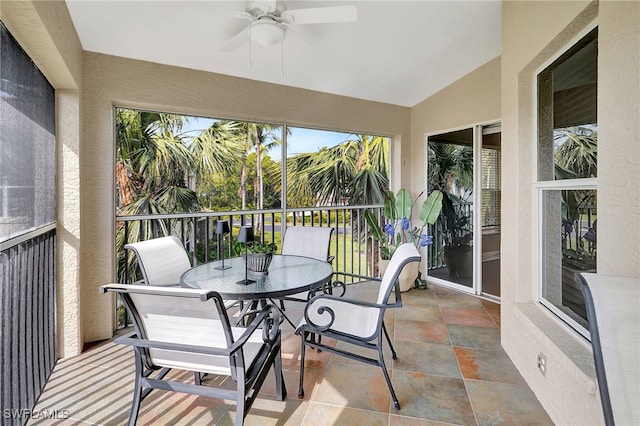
[100,284,286,426]
[296,243,421,409]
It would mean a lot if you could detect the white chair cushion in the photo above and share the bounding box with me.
[299,297,380,339]
[131,290,262,376]
[150,325,264,375]
[281,226,333,261]
[126,236,192,286]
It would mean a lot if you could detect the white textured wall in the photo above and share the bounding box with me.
[501,1,640,424]
[56,91,82,357]
[598,0,640,277]
[81,52,412,342]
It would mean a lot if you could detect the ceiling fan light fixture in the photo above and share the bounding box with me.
[250,19,285,47]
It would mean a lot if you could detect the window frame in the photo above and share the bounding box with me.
[113,107,395,214]
[534,22,598,339]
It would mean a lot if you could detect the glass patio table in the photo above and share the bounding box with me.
[180,255,334,325]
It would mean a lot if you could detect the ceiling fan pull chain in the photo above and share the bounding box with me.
[281,40,284,77]
[248,25,253,68]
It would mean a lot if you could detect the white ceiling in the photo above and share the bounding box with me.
[65,0,502,107]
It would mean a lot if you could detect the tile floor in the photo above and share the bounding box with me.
[29,283,554,425]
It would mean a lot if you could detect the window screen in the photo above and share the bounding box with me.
[0,21,55,243]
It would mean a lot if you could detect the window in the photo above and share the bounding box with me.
[0,22,56,243]
[536,27,597,336]
[115,111,283,213]
[481,147,500,228]
[114,109,390,298]
[286,127,390,208]
[115,109,391,216]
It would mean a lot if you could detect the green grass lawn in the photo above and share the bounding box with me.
[262,231,370,282]
[198,228,372,283]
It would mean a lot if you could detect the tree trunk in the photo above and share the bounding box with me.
[116,162,135,207]
[366,236,381,277]
[239,158,247,210]
[255,136,263,234]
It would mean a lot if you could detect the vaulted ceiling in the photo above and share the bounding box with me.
[65,1,502,107]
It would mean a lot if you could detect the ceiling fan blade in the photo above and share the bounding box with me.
[282,23,314,50]
[265,0,277,12]
[219,27,249,52]
[280,5,357,25]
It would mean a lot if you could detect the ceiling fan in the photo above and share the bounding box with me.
[220,1,358,51]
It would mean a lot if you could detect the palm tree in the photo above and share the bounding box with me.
[554,126,597,179]
[287,135,389,207]
[427,142,474,196]
[233,123,283,232]
[286,135,390,274]
[427,141,474,277]
[350,135,390,205]
[116,109,198,219]
[115,110,241,281]
[286,151,317,207]
[188,120,244,208]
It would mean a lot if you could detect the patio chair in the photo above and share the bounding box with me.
[280,226,342,298]
[281,226,334,263]
[576,273,640,426]
[125,235,239,309]
[124,236,191,287]
[100,284,286,426]
[276,226,343,325]
[296,242,420,409]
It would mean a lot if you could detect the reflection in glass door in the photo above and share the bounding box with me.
[426,124,501,298]
[480,125,501,298]
[427,129,474,289]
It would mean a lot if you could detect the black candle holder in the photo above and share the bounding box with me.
[214,220,231,270]
[236,226,255,285]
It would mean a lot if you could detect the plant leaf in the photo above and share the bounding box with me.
[395,188,412,219]
[420,190,443,225]
[364,210,385,242]
[384,191,397,221]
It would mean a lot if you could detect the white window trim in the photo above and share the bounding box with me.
[533,22,598,339]
[535,184,596,339]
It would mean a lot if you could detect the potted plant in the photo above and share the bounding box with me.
[364,188,442,291]
[233,240,277,275]
[439,191,473,279]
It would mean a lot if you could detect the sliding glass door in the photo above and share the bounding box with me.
[426,123,501,298]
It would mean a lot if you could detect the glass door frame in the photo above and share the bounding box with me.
[424,120,501,300]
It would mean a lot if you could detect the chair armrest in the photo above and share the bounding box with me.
[322,276,346,297]
[115,332,234,357]
[100,283,217,300]
[308,293,387,310]
[229,304,281,352]
[302,294,388,332]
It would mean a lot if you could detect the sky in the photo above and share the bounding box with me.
[180,116,354,157]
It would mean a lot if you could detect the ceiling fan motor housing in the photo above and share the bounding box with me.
[246,1,286,18]
[226,1,357,50]
[250,18,285,47]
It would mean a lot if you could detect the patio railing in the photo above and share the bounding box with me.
[116,205,389,279]
[115,205,390,327]
[1,225,56,426]
[114,203,466,327]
